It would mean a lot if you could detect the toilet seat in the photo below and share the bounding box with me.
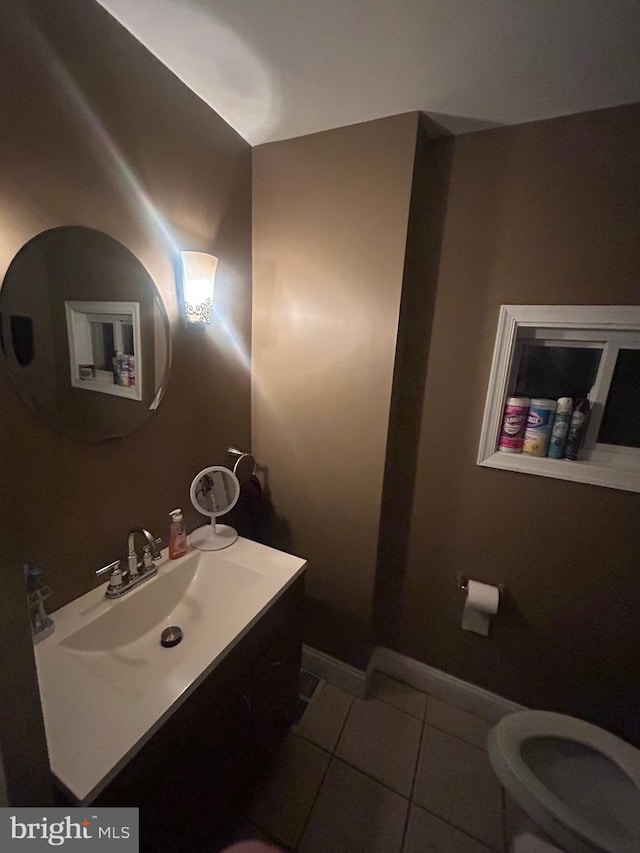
[488,711,640,853]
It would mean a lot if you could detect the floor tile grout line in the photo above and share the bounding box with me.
[249,730,498,848]
[410,716,502,851]
[418,805,503,853]
[399,695,429,852]
[242,730,333,850]
[369,682,429,721]
[423,719,490,752]
[251,683,498,851]
[331,691,356,755]
[409,700,429,801]
[316,754,412,852]
[323,752,413,803]
[370,693,428,721]
[330,693,426,801]
[292,751,334,850]
[292,688,355,851]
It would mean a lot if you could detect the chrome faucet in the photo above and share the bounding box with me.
[96,527,162,599]
[127,526,161,578]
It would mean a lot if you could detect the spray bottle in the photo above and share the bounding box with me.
[547,397,573,458]
[564,397,591,461]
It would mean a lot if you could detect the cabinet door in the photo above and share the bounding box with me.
[250,621,302,775]
[95,668,252,853]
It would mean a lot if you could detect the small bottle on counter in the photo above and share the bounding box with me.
[498,396,530,453]
[168,508,188,559]
[564,398,591,461]
[547,397,573,459]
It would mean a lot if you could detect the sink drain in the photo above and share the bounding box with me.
[160,626,183,647]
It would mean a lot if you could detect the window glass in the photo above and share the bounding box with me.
[514,344,601,400]
[598,349,640,448]
[90,321,115,371]
[121,321,134,355]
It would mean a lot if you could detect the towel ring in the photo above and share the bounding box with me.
[228,446,257,477]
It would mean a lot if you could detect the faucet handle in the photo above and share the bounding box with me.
[151,537,163,560]
[96,559,121,578]
[96,559,124,589]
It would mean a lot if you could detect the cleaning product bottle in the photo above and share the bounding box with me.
[547,397,573,458]
[564,397,591,460]
[522,398,557,457]
[168,508,188,559]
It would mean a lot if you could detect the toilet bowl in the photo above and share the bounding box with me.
[488,711,640,853]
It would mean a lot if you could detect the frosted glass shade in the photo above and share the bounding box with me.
[181,251,218,324]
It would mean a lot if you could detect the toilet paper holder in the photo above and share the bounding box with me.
[456,574,507,597]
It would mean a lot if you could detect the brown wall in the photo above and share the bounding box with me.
[397,103,640,742]
[0,447,52,805]
[254,101,640,742]
[374,119,453,646]
[252,114,419,666]
[0,0,252,801]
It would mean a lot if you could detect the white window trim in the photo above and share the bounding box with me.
[65,301,142,401]
[477,305,640,493]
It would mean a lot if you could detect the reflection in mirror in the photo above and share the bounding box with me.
[65,300,142,400]
[0,226,171,442]
[189,466,240,551]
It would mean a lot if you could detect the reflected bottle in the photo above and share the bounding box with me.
[112,350,122,385]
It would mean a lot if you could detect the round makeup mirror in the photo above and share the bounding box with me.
[189,466,240,551]
[0,226,171,441]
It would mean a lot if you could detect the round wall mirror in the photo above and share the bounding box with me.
[0,226,171,441]
[189,465,240,551]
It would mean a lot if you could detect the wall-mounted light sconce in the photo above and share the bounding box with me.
[181,251,218,325]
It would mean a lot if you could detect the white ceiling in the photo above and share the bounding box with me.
[97,0,640,146]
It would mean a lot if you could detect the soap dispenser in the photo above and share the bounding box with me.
[168,509,188,559]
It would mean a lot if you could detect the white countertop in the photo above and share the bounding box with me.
[34,537,306,804]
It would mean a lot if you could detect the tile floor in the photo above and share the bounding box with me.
[239,672,505,852]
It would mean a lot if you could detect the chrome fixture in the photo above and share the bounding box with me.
[127,526,161,576]
[455,573,508,597]
[96,527,162,599]
[228,445,257,477]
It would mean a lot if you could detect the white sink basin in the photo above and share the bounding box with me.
[61,552,202,652]
[35,537,306,804]
[59,551,265,696]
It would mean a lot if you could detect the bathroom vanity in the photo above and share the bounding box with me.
[35,538,306,851]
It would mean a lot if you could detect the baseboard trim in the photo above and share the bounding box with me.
[301,644,527,720]
[301,645,368,698]
[371,646,526,723]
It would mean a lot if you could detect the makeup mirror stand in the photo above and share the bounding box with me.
[189,516,238,551]
[189,465,240,551]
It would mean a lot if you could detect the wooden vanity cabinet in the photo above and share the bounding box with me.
[251,624,303,773]
[91,575,304,852]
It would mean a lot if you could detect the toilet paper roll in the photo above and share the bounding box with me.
[461,579,500,636]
